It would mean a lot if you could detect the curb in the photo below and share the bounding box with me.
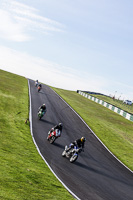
[78,91,133,122]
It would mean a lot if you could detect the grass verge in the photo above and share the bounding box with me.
[51,87,133,171]
[0,69,74,200]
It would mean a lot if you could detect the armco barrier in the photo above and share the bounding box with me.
[78,91,133,122]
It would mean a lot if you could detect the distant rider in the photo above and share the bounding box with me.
[35,80,38,87]
[38,83,42,88]
[38,83,42,92]
[67,137,86,151]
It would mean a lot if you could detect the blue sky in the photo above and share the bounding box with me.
[0,0,133,100]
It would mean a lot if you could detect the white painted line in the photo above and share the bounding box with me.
[126,113,130,120]
[114,107,118,113]
[109,104,112,110]
[120,110,124,116]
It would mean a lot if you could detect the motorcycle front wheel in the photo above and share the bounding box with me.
[70,154,78,163]
[49,136,56,144]
[62,150,66,157]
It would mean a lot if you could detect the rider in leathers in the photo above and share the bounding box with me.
[48,123,63,138]
[67,137,86,151]
[38,104,47,113]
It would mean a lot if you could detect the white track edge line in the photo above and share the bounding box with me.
[28,80,80,200]
[51,88,133,174]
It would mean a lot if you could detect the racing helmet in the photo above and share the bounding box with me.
[58,123,63,127]
[81,137,86,142]
[42,104,46,108]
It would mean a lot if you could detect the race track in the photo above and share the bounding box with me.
[29,79,133,200]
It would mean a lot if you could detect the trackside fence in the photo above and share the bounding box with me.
[78,91,133,122]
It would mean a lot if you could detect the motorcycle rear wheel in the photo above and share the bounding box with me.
[38,115,42,120]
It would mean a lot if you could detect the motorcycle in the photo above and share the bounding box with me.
[38,109,46,120]
[38,86,41,92]
[62,145,82,163]
[47,129,61,144]
[35,81,38,87]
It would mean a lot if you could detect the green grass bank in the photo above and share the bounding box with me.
[0,69,73,200]
[51,87,133,172]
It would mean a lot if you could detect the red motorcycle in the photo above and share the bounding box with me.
[38,86,41,92]
[47,129,61,144]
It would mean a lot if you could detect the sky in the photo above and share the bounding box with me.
[0,0,133,100]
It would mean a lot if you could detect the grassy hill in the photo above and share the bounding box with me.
[0,69,74,200]
[0,69,133,200]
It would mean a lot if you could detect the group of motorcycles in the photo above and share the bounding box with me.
[35,80,83,163]
[46,128,83,163]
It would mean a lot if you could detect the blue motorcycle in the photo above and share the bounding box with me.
[62,144,82,163]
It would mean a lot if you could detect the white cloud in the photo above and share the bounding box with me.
[0,46,107,92]
[0,9,31,41]
[0,45,132,100]
[0,0,65,41]
[10,1,63,27]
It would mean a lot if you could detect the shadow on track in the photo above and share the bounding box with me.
[40,119,55,126]
[74,160,110,174]
[37,91,45,94]
[37,90,56,96]
[74,161,91,170]
[74,161,132,186]
[53,143,65,149]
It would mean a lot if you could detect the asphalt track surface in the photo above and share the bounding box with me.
[29,79,133,200]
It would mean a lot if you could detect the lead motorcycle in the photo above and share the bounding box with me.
[47,129,61,144]
[35,81,38,87]
[62,145,82,163]
[38,109,46,120]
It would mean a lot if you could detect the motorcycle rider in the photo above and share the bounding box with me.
[38,83,42,92]
[67,137,86,151]
[38,83,42,88]
[48,123,63,138]
[35,80,38,87]
[38,104,47,114]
